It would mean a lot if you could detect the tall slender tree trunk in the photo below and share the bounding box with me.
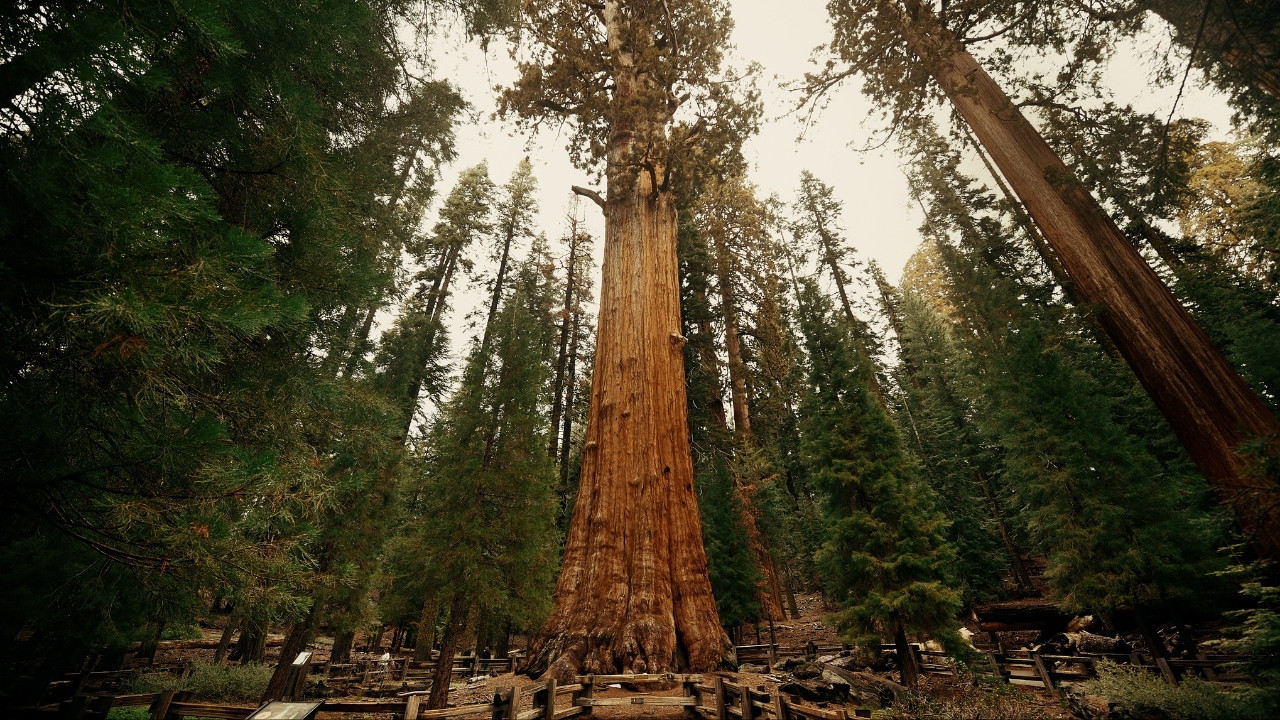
[415,601,439,662]
[782,563,801,621]
[427,593,469,709]
[524,3,729,681]
[893,620,919,689]
[401,243,463,437]
[559,308,582,489]
[213,617,238,666]
[481,222,516,353]
[549,222,582,459]
[976,469,1034,593]
[712,230,752,435]
[893,0,1280,557]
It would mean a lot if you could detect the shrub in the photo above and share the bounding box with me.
[126,662,272,702]
[1086,660,1275,720]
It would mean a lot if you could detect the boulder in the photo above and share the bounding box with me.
[777,681,847,704]
[820,664,906,708]
[791,662,823,679]
[738,663,769,674]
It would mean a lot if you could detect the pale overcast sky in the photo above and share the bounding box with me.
[413,0,1233,376]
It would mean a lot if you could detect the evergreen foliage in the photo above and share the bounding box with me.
[795,280,962,654]
[905,127,1228,618]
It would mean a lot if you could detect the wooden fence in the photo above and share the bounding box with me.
[985,649,1251,693]
[734,641,1253,693]
[46,672,858,720]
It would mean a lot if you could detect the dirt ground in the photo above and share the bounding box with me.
[144,594,1073,719]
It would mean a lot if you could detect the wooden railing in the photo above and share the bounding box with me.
[50,673,855,720]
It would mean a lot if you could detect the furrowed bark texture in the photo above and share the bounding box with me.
[526,3,729,680]
[529,180,730,679]
[894,0,1280,556]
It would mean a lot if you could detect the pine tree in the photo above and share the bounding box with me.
[391,260,561,708]
[814,0,1280,558]
[796,280,961,688]
[0,0,495,679]
[906,131,1228,632]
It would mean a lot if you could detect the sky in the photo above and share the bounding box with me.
[414,0,1235,368]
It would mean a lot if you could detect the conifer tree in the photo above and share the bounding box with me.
[390,260,561,708]
[796,280,961,688]
[0,0,499,678]
[500,0,748,676]
[906,130,1227,632]
[813,0,1280,557]
[886,281,1025,601]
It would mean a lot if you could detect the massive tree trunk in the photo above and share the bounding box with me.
[893,0,1280,558]
[524,3,729,682]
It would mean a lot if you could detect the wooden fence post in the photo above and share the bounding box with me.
[580,675,594,718]
[1030,652,1057,696]
[1155,657,1179,686]
[84,695,115,720]
[148,690,175,720]
[58,695,88,719]
[505,685,523,720]
[739,680,752,720]
[404,694,422,720]
[543,678,557,720]
[713,676,727,720]
[683,678,699,720]
[771,692,788,720]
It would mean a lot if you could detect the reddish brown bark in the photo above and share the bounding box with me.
[711,229,752,436]
[527,171,731,678]
[427,593,469,709]
[734,481,785,622]
[525,7,730,679]
[893,0,1280,558]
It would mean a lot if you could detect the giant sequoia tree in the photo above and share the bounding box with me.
[816,0,1280,558]
[500,0,739,678]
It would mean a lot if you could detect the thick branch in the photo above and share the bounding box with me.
[571,184,605,208]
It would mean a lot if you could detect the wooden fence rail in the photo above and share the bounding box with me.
[48,673,855,720]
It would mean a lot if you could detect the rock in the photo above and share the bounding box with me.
[816,654,838,663]
[738,663,769,674]
[820,664,905,709]
[1070,631,1130,655]
[782,657,805,670]
[791,662,823,679]
[777,681,847,704]
[1063,685,1147,720]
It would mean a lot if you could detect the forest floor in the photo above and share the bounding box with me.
[139,593,1076,719]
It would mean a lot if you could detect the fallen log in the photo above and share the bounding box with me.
[973,602,1072,633]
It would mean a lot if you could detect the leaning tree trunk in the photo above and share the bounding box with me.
[524,6,729,682]
[892,0,1280,558]
[262,607,317,702]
